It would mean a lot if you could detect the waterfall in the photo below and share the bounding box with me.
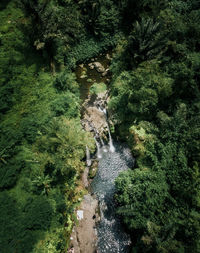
[95,137,102,159]
[86,145,91,166]
[97,106,107,117]
[100,137,108,153]
[107,123,115,153]
[103,108,107,116]
[98,106,104,114]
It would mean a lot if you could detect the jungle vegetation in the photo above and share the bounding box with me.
[0,0,199,252]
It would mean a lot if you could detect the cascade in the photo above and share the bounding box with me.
[103,108,107,116]
[76,53,133,253]
[86,145,91,167]
[98,105,104,114]
[100,137,108,153]
[97,105,107,117]
[94,137,102,159]
[107,123,115,153]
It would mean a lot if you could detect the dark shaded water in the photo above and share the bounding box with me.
[75,53,111,101]
[91,142,135,253]
[76,53,134,252]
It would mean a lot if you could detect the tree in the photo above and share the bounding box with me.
[115,169,169,230]
[125,17,168,67]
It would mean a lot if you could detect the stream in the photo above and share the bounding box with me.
[91,141,134,252]
[75,53,111,102]
[75,53,134,253]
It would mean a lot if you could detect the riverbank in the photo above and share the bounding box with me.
[69,194,98,253]
[68,53,111,253]
[68,52,134,253]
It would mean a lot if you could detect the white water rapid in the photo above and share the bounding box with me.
[94,137,102,159]
[86,145,91,166]
[107,122,115,153]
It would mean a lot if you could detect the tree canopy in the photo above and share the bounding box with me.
[0,0,200,252]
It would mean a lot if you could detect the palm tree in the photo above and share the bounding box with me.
[126,17,168,67]
[32,174,52,195]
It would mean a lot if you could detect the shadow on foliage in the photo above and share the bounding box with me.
[0,192,53,253]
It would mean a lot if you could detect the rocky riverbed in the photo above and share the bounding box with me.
[68,194,98,253]
[68,52,133,253]
[68,53,112,253]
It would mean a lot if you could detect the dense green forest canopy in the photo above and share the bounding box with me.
[0,0,199,252]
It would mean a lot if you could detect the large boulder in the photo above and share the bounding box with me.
[82,107,107,135]
[88,62,105,73]
[81,91,110,137]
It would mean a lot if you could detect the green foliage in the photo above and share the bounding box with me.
[90,82,107,94]
[53,71,79,95]
[65,35,119,68]
[0,192,54,253]
[109,61,173,122]
[129,18,167,66]
[79,0,120,38]
[109,1,200,252]
[1,0,200,252]
[21,0,86,64]
[0,2,96,252]
[116,169,168,230]
[51,93,80,118]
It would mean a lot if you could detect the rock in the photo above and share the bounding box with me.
[80,74,87,79]
[80,70,87,79]
[106,53,111,60]
[69,194,98,253]
[88,62,105,72]
[68,248,74,253]
[88,63,94,70]
[82,166,89,188]
[87,78,93,82]
[77,210,84,220]
[93,62,105,73]
[89,168,98,179]
[89,161,98,179]
[102,71,108,77]
[83,107,107,134]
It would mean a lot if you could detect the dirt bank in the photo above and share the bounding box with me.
[68,194,99,253]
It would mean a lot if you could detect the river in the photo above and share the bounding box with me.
[92,141,134,252]
[75,53,134,253]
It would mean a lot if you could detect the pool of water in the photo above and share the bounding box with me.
[75,53,111,102]
[91,142,135,253]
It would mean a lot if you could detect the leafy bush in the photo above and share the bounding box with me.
[90,82,107,94]
[51,93,80,118]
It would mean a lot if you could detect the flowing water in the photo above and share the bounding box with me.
[92,142,135,253]
[86,145,92,167]
[76,53,134,252]
[95,137,103,159]
[107,123,115,153]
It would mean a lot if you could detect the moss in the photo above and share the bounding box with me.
[129,122,156,158]
[89,82,107,94]
[89,161,98,179]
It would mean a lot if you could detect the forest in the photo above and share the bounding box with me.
[0,0,199,252]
